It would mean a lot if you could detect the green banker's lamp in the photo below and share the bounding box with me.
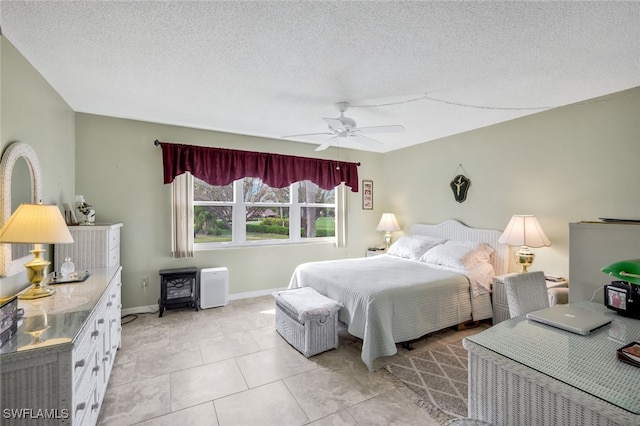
[601,259,640,303]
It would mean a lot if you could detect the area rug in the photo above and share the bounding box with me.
[384,338,468,424]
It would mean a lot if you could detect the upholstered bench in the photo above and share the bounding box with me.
[273,287,342,357]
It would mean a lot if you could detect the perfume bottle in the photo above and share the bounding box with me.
[60,257,75,278]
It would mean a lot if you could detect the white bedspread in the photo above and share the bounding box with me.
[289,255,488,370]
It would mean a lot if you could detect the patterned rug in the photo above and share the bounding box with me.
[384,338,468,423]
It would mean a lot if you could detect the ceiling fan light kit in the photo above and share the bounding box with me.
[283,102,405,151]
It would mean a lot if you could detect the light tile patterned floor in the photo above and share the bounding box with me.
[98,295,484,426]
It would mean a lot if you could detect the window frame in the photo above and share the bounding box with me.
[194,178,337,250]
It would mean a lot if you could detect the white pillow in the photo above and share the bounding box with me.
[387,236,445,260]
[420,240,494,269]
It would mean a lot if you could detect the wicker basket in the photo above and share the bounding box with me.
[273,288,341,357]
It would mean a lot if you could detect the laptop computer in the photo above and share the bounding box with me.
[526,304,612,335]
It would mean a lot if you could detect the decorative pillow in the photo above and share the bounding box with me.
[419,240,494,269]
[387,236,445,261]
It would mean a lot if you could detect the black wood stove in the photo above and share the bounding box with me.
[158,267,198,317]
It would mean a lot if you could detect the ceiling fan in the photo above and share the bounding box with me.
[283,102,405,151]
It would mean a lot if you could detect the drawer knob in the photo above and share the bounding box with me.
[91,403,100,411]
[75,359,86,369]
[76,402,86,412]
[97,318,105,324]
[91,330,99,337]
[107,302,113,307]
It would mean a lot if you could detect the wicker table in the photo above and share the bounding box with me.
[464,302,640,426]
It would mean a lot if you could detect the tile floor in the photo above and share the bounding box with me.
[98,295,485,426]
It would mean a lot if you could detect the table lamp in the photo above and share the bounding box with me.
[0,203,74,299]
[498,215,550,273]
[376,213,401,249]
[601,259,640,302]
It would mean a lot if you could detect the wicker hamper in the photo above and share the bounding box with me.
[273,287,342,357]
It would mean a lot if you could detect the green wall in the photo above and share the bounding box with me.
[0,36,75,297]
[2,34,639,310]
[74,114,384,310]
[383,87,640,276]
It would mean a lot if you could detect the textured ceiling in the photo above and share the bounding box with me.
[1,1,639,153]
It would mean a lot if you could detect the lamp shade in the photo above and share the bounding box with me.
[376,213,401,232]
[0,204,74,244]
[601,259,640,285]
[498,215,550,248]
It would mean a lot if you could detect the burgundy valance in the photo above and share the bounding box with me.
[157,141,360,192]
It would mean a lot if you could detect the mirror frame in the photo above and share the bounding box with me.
[0,142,43,277]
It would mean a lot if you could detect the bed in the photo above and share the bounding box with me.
[288,219,509,370]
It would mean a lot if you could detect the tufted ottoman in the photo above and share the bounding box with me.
[273,287,342,357]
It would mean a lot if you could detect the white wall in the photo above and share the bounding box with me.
[0,37,75,297]
[383,87,640,278]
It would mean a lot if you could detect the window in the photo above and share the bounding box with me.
[194,177,336,248]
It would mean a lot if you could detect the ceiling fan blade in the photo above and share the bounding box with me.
[356,125,405,134]
[314,136,339,152]
[282,132,333,138]
[323,118,346,131]
[349,134,384,147]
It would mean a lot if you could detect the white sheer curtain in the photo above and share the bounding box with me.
[335,184,348,248]
[171,172,194,258]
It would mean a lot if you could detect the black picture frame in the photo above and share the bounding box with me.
[362,180,373,210]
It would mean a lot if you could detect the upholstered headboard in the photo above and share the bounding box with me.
[410,219,509,276]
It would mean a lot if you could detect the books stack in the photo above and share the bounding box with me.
[617,342,640,367]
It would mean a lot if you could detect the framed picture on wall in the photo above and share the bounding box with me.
[362,180,373,210]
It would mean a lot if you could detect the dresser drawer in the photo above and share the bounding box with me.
[73,324,97,389]
[73,289,108,397]
[73,381,100,426]
[73,344,99,413]
[86,384,102,426]
[108,245,120,268]
[108,227,120,250]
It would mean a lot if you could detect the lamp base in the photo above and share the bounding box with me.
[19,285,56,300]
[18,246,56,300]
[383,232,392,249]
[514,245,535,273]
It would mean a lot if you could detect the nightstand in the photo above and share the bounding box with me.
[492,273,569,325]
[366,248,387,257]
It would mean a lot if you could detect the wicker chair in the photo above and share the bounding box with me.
[503,271,550,318]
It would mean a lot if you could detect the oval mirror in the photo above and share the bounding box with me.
[11,157,32,260]
[0,142,43,277]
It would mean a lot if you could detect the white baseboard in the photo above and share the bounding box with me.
[228,287,286,300]
[122,305,159,316]
[122,286,287,316]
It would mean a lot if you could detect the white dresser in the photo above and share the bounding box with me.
[54,223,122,273]
[0,267,122,426]
[569,221,640,303]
